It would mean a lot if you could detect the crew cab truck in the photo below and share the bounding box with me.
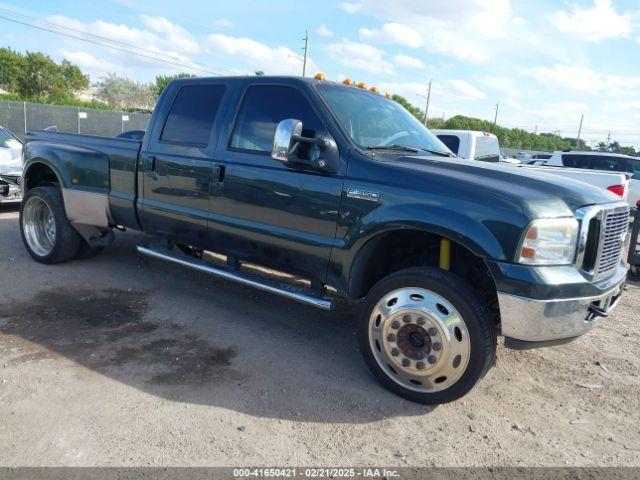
[19,76,630,405]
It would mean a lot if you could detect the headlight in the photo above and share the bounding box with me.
[517,218,579,265]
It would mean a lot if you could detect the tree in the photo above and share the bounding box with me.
[0,48,26,93]
[392,95,425,124]
[0,49,88,102]
[255,70,265,76]
[97,74,154,110]
[153,73,195,99]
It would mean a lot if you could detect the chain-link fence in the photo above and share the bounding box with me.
[0,100,151,141]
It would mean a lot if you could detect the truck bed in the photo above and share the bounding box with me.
[25,130,142,229]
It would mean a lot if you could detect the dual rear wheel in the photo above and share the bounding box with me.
[20,186,104,264]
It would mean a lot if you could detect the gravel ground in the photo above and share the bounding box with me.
[1,203,639,467]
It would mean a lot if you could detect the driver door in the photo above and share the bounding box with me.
[208,83,344,283]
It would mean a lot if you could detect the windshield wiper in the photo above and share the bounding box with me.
[367,144,421,153]
[414,148,457,158]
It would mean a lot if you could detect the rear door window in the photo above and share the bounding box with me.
[474,136,500,162]
[161,85,226,146]
[436,135,460,154]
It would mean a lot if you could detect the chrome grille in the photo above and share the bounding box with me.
[597,206,630,276]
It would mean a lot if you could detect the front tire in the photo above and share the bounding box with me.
[20,186,82,264]
[358,267,496,405]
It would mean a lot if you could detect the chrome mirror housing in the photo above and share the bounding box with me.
[271,119,303,163]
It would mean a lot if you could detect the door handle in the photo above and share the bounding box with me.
[145,156,157,179]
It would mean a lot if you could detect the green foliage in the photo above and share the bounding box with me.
[0,48,26,93]
[153,73,195,99]
[392,94,425,124]
[0,49,88,102]
[255,70,265,76]
[391,95,630,154]
[97,74,154,110]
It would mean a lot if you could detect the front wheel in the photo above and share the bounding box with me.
[20,186,82,264]
[358,267,496,405]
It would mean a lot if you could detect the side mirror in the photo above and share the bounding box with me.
[271,118,340,174]
[271,118,303,163]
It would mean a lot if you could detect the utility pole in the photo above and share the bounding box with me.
[302,30,309,77]
[606,132,611,145]
[423,79,432,127]
[534,124,538,135]
[576,114,584,148]
[493,102,499,125]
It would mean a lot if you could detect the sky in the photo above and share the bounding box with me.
[1,0,639,147]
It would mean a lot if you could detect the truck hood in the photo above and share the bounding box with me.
[391,155,619,217]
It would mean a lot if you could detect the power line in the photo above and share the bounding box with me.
[0,12,232,76]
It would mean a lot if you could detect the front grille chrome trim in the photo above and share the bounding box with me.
[575,202,630,281]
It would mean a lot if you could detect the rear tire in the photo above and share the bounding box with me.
[20,186,82,264]
[358,267,496,405]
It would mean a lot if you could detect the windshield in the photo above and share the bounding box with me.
[316,84,451,154]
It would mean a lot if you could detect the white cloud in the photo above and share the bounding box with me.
[213,18,233,28]
[512,17,526,25]
[59,50,121,77]
[340,2,363,13]
[326,40,394,75]
[527,64,602,93]
[393,54,425,69]
[139,15,200,54]
[206,34,316,75]
[450,79,486,100]
[526,63,640,100]
[359,23,423,48]
[550,0,632,42]
[317,25,334,37]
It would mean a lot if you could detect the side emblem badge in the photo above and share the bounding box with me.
[347,188,380,202]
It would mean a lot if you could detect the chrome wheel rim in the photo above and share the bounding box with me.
[368,287,471,393]
[23,196,56,257]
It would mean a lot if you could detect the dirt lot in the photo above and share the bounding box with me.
[1,203,639,467]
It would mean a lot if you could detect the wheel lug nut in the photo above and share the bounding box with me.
[427,355,437,364]
[432,342,442,351]
[428,327,438,336]
[402,315,411,323]
[402,358,410,367]
[416,361,425,370]
[387,333,396,342]
[391,320,400,329]
[416,317,425,326]
[391,348,400,357]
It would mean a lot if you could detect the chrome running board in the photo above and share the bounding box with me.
[137,245,333,310]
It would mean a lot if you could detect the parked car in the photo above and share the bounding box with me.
[530,151,640,209]
[0,125,22,204]
[18,76,630,405]
[433,130,630,201]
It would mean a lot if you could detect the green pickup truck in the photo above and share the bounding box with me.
[19,76,630,404]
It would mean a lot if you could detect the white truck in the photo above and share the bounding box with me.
[432,130,631,204]
[525,150,639,210]
[0,126,22,204]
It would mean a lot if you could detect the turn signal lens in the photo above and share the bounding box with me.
[357,82,366,89]
[314,72,325,80]
[370,86,379,93]
[385,92,393,99]
[343,78,354,85]
[517,218,579,265]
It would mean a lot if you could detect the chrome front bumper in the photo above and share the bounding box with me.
[498,269,626,348]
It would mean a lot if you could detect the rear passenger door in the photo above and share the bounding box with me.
[209,83,344,283]
[139,83,227,246]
